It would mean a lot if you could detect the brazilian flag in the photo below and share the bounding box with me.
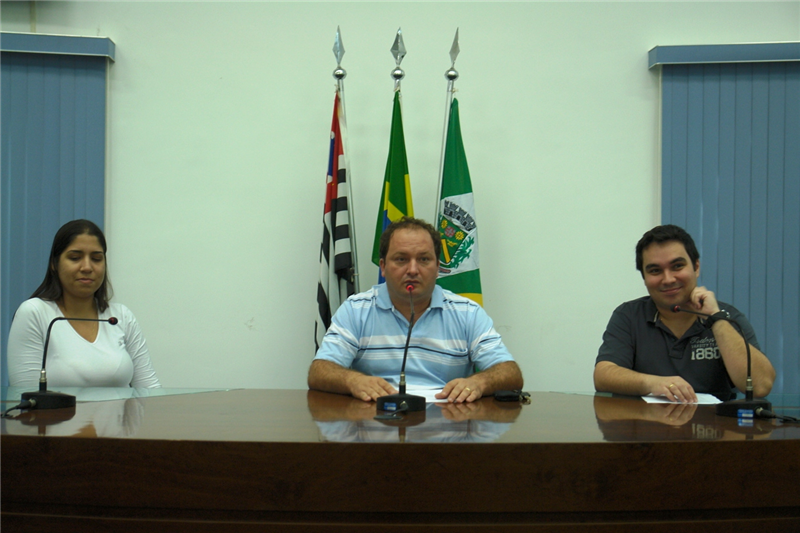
[372,91,414,281]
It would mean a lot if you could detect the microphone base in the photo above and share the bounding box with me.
[376,393,426,413]
[21,390,76,410]
[715,398,771,419]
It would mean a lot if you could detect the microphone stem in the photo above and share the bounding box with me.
[745,345,753,401]
[400,323,413,374]
[400,289,415,375]
[41,317,65,371]
[40,316,117,391]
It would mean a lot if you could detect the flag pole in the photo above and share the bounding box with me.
[333,27,360,292]
[433,30,483,306]
[373,28,411,282]
[435,29,460,226]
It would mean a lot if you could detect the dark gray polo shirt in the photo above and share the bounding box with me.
[596,296,761,397]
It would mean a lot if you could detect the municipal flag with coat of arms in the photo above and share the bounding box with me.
[436,98,482,306]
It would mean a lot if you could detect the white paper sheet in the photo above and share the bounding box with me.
[642,393,721,405]
[406,387,449,403]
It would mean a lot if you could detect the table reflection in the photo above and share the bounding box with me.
[2,389,795,443]
[1,387,232,438]
[1,397,145,437]
[307,390,523,442]
[593,394,775,441]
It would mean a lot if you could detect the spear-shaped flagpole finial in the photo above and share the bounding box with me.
[333,26,346,80]
[445,28,459,81]
[391,27,406,84]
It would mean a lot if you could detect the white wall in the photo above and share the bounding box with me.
[3,1,799,391]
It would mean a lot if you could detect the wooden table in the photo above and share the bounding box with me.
[2,389,799,532]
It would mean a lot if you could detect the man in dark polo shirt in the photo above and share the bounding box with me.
[594,225,775,402]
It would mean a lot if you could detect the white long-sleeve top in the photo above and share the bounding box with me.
[7,298,161,388]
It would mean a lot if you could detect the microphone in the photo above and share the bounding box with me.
[672,305,771,418]
[376,284,426,414]
[20,316,119,411]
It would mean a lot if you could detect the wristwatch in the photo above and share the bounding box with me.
[705,309,731,328]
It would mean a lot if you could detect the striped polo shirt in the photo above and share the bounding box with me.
[314,284,514,388]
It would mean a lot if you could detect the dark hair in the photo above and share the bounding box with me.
[379,216,442,260]
[635,224,700,276]
[30,219,113,312]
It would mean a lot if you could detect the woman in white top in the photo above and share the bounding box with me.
[7,219,160,388]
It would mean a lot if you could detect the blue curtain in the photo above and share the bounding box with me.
[661,61,800,395]
[1,49,108,385]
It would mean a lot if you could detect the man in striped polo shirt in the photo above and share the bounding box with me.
[309,217,523,403]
